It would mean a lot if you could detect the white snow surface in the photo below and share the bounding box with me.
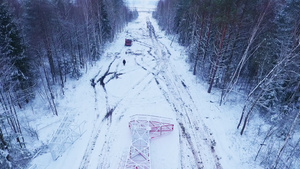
[24,12,265,169]
[126,0,158,9]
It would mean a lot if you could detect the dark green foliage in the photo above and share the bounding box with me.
[24,0,56,46]
[0,1,134,167]
[155,0,300,167]
[155,0,298,112]
[0,0,33,94]
[99,0,111,42]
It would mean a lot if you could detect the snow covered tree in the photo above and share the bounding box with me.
[0,0,33,104]
[155,0,299,168]
[24,0,58,82]
[0,0,33,151]
[0,149,11,169]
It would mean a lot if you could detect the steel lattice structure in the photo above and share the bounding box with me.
[125,115,174,169]
[49,113,84,160]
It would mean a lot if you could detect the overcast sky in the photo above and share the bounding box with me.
[125,0,159,9]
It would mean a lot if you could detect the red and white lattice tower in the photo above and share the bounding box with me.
[124,114,174,169]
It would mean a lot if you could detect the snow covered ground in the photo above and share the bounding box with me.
[126,0,157,9]
[25,12,266,169]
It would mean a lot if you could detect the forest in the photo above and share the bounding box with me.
[154,0,299,168]
[0,0,299,168]
[0,0,137,168]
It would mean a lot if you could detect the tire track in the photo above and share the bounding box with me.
[147,20,223,169]
[78,121,104,169]
[145,20,203,168]
[154,75,204,169]
[79,51,125,169]
[166,54,223,169]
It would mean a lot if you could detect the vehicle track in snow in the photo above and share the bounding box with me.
[92,26,168,169]
[81,16,222,169]
[143,19,203,168]
[95,73,158,168]
[78,118,105,169]
[129,19,203,168]
[79,50,128,169]
[146,20,223,169]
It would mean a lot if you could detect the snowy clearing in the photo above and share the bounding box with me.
[26,12,264,169]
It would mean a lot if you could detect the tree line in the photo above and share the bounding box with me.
[154,0,299,168]
[0,0,137,168]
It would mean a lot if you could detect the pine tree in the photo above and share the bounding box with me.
[24,0,57,82]
[100,0,111,42]
[0,0,33,103]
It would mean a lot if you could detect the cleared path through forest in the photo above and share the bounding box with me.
[78,12,223,169]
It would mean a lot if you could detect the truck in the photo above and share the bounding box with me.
[125,39,132,46]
